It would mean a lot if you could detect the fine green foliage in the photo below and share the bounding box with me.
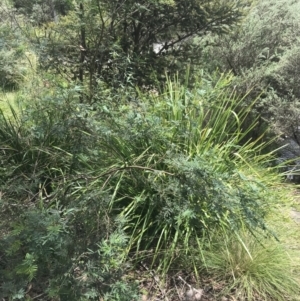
[200,0,300,138]
[0,7,27,90]
[0,71,298,300]
[109,73,282,275]
[12,0,73,24]
[0,89,136,299]
[1,0,300,299]
[198,231,299,301]
[33,0,249,94]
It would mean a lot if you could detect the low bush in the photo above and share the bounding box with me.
[0,73,297,300]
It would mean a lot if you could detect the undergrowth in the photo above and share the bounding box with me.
[0,73,299,300]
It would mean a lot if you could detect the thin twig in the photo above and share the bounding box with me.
[178,275,192,289]
[32,293,45,300]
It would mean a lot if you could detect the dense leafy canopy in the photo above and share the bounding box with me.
[36,0,249,94]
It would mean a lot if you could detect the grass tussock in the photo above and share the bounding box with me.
[197,231,299,301]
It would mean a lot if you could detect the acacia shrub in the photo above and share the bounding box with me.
[0,87,140,300]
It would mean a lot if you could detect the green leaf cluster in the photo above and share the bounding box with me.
[0,72,291,299]
[0,7,27,89]
[11,0,73,24]
[200,0,300,139]
[33,0,249,93]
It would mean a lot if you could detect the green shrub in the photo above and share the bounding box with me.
[0,208,140,300]
[0,87,140,300]
[0,21,27,89]
[200,0,300,138]
[12,0,73,24]
[33,0,248,94]
[0,73,294,299]
[102,73,282,272]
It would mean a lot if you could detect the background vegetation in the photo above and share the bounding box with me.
[1,0,300,300]
[200,0,300,140]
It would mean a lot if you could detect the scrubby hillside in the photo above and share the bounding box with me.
[1,1,300,300]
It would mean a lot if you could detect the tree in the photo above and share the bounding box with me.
[36,0,250,100]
